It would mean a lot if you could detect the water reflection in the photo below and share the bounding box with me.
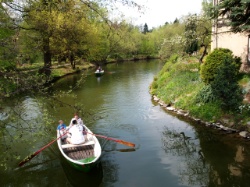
[161,126,209,187]
[161,122,250,187]
[61,157,103,187]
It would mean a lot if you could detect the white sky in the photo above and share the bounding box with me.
[116,0,203,28]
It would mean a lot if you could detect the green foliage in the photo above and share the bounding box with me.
[200,48,242,111]
[239,104,250,122]
[210,57,243,111]
[200,48,234,84]
[0,5,17,66]
[217,0,250,33]
[150,55,202,109]
[168,54,179,63]
[184,14,198,54]
[0,61,16,71]
[150,53,247,123]
[143,23,149,34]
[0,77,17,97]
[194,84,216,104]
[189,102,222,122]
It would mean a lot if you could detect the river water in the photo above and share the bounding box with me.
[1,60,250,187]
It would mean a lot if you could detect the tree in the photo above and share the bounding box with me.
[143,23,149,34]
[158,22,185,59]
[173,18,179,24]
[0,2,17,69]
[182,9,212,62]
[215,0,250,33]
[184,14,198,55]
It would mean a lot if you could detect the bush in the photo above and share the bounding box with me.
[195,84,216,103]
[168,54,179,63]
[200,48,234,84]
[210,57,243,111]
[0,61,16,71]
[189,102,222,122]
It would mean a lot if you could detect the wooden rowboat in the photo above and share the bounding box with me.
[57,126,102,172]
[95,69,104,76]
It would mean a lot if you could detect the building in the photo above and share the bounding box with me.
[211,0,250,72]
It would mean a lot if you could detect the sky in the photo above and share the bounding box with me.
[116,0,203,28]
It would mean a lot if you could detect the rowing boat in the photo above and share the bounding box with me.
[95,69,104,76]
[57,126,102,172]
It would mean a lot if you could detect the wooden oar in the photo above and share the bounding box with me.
[86,131,135,147]
[18,131,68,167]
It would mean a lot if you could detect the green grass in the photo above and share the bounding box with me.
[150,55,250,127]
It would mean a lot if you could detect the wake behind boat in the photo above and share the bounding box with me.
[57,126,101,172]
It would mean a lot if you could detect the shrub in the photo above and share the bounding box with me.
[200,48,234,84]
[210,57,243,111]
[0,61,16,71]
[168,54,179,63]
[189,102,222,122]
[195,84,216,103]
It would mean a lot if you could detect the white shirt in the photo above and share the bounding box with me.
[68,124,85,144]
[69,117,84,127]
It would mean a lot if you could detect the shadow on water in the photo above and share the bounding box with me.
[60,157,104,187]
[161,111,250,187]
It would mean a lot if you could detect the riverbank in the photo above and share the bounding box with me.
[150,55,250,140]
[49,56,161,82]
[152,95,250,140]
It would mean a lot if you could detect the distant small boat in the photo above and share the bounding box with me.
[95,69,104,76]
[57,126,102,172]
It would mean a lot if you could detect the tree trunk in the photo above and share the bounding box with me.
[69,52,75,69]
[199,45,207,63]
[38,37,51,80]
[43,37,52,68]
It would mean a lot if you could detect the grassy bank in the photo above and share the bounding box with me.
[150,55,250,131]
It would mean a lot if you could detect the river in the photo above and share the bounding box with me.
[1,60,250,187]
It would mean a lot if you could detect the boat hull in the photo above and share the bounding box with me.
[57,126,102,172]
[95,70,104,76]
[66,157,100,172]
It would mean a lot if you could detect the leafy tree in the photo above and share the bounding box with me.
[183,12,212,63]
[158,22,185,59]
[173,18,179,24]
[184,14,198,55]
[0,2,17,69]
[215,0,250,33]
[143,23,149,34]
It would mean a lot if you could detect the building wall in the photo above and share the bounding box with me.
[211,27,249,71]
[212,0,250,72]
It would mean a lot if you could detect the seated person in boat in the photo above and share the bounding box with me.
[57,120,68,140]
[66,120,85,144]
[97,66,102,72]
[69,113,88,140]
[69,113,84,128]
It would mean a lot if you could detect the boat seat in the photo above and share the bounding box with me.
[61,140,95,149]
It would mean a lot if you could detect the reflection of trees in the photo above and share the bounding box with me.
[161,126,209,187]
[195,127,250,187]
[162,112,250,187]
[61,157,104,187]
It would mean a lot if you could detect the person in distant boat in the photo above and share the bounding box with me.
[66,119,85,144]
[97,66,102,72]
[57,120,68,140]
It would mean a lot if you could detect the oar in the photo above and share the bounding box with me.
[86,131,135,147]
[18,131,68,167]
